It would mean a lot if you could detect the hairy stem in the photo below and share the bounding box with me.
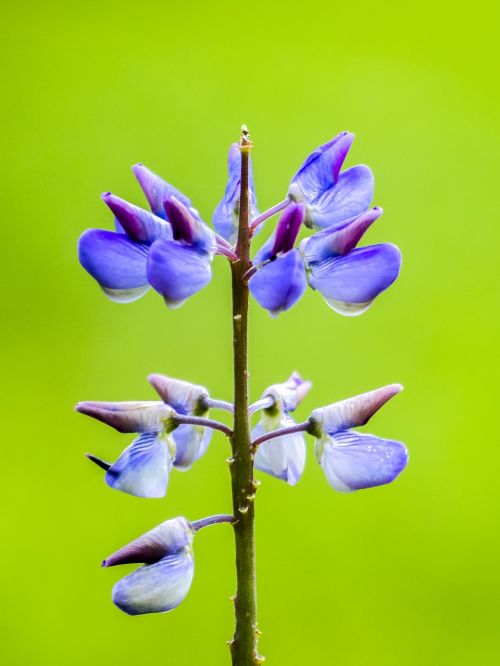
[229,128,262,666]
[251,421,311,449]
[171,414,233,437]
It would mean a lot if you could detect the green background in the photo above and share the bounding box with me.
[2,1,499,664]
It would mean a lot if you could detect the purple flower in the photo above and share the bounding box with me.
[288,131,374,230]
[103,517,195,615]
[213,143,259,243]
[102,514,234,615]
[78,165,216,308]
[309,384,408,492]
[250,205,401,317]
[253,372,312,485]
[76,375,212,497]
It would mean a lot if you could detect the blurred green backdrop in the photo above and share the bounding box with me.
[2,0,499,664]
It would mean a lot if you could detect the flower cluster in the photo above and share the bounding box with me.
[79,131,401,317]
[77,370,407,614]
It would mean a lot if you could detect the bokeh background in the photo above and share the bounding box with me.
[2,0,499,663]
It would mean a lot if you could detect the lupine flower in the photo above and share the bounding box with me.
[76,375,212,497]
[308,384,407,492]
[78,164,217,308]
[288,131,374,229]
[103,516,195,615]
[253,372,311,485]
[250,205,401,316]
[148,374,212,471]
[213,143,259,243]
[103,514,234,615]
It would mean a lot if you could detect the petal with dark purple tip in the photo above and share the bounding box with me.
[75,400,174,433]
[309,384,403,435]
[147,240,212,308]
[290,132,354,202]
[249,249,307,317]
[112,548,194,615]
[103,517,193,567]
[105,432,173,498]
[302,208,383,263]
[310,165,374,229]
[78,229,149,303]
[318,430,408,492]
[102,193,172,244]
[132,163,193,218]
[308,244,402,316]
[163,196,215,254]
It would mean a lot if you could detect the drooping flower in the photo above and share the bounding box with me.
[78,164,217,308]
[103,514,233,615]
[213,143,259,243]
[250,205,401,317]
[288,131,374,230]
[308,384,408,492]
[104,517,194,616]
[253,372,312,485]
[75,375,212,497]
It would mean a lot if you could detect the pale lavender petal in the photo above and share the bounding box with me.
[309,384,403,435]
[78,229,149,303]
[262,372,312,412]
[103,517,193,567]
[308,244,402,316]
[172,424,212,470]
[132,163,193,218]
[249,249,306,317]
[290,132,354,202]
[147,374,209,413]
[112,548,194,615]
[102,193,172,244]
[319,430,408,492]
[302,208,383,263]
[253,418,306,486]
[75,400,173,433]
[105,432,173,498]
[310,165,374,229]
[147,240,212,308]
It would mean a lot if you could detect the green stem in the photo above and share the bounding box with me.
[229,128,262,666]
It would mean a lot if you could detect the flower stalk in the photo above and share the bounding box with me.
[229,128,262,666]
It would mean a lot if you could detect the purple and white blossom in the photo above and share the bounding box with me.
[76,375,213,497]
[79,165,218,308]
[309,384,408,492]
[252,372,312,485]
[249,203,401,317]
[104,514,233,615]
